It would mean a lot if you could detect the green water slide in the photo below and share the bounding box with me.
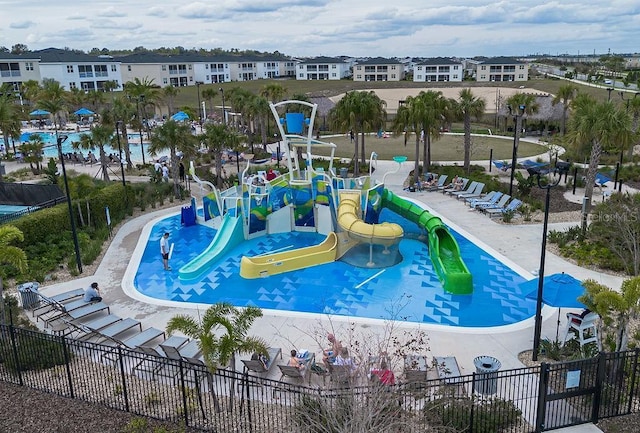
[381,189,473,294]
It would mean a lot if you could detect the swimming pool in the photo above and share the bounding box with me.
[19,131,151,162]
[133,208,534,328]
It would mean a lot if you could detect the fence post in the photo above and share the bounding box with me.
[178,359,190,428]
[592,352,607,423]
[628,349,640,414]
[61,335,75,398]
[469,372,476,433]
[8,323,23,386]
[535,363,549,432]
[117,346,130,412]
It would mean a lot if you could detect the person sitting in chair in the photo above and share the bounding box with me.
[334,347,358,376]
[288,349,306,375]
[323,333,343,367]
[83,282,102,302]
[371,360,395,386]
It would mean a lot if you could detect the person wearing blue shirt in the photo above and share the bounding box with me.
[84,282,102,302]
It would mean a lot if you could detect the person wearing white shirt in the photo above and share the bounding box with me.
[160,232,171,271]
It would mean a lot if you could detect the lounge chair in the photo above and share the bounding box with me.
[242,347,282,374]
[403,354,429,387]
[455,182,485,201]
[466,191,499,207]
[39,298,99,327]
[32,288,84,317]
[477,194,510,212]
[133,335,189,380]
[278,365,310,384]
[48,302,110,334]
[425,174,448,191]
[485,198,523,218]
[63,314,123,339]
[493,161,510,171]
[88,317,142,343]
[447,180,478,197]
[329,364,355,386]
[441,178,468,194]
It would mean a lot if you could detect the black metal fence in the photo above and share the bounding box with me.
[0,323,639,432]
[0,197,66,225]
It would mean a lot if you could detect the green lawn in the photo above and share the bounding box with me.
[313,133,546,162]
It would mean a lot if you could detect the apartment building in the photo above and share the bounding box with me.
[474,57,528,82]
[413,58,463,82]
[353,57,404,82]
[296,57,350,80]
[0,52,41,93]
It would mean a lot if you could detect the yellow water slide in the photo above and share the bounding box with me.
[337,192,403,247]
[240,232,338,279]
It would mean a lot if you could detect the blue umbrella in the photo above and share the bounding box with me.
[74,107,95,116]
[29,109,50,116]
[170,111,189,121]
[523,272,587,341]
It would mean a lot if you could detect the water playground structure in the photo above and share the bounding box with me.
[180,100,473,295]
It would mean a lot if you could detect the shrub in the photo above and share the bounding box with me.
[0,330,70,373]
[424,395,523,433]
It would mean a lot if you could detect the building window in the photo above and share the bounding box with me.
[332,64,336,69]
[69,82,77,89]
[454,65,459,70]
[332,73,336,77]
[480,75,486,79]
[205,64,209,69]
[518,74,524,79]
[67,65,74,73]
[519,65,525,69]
[25,62,34,71]
[481,65,486,70]
[392,65,396,69]
[299,73,304,77]
[111,64,117,72]
[391,74,396,79]
[356,74,362,79]
[127,65,132,71]
[78,65,93,78]
[163,78,168,84]
[453,75,458,79]
[188,64,192,70]
[417,66,422,71]
[162,65,167,71]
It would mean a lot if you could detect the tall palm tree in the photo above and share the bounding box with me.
[21,134,45,174]
[76,124,114,181]
[37,79,69,151]
[552,83,578,135]
[111,96,136,169]
[568,95,632,229]
[626,96,640,159]
[201,88,218,121]
[226,87,253,132]
[392,94,426,186]
[162,85,178,118]
[260,83,287,102]
[0,225,28,325]
[0,93,20,175]
[200,123,241,188]
[358,91,386,167]
[451,88,485,173]
[247,94,271,152]
[415,90,450,171]
[148,120,196,197]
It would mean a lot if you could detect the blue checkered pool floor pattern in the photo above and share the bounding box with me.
[134,210,535,327]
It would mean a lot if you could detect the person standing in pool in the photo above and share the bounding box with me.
[160,232,171,271]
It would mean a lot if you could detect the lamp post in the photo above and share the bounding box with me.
[195,81,203,131]
[219,87,226,125]
[508,104,526,197]
[56,134,83,274]
[115,121,126,188]
[532,162,571,361]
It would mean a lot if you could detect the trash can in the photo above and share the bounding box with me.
[473,355,501,395]
[17,282,40,310]
[340,167,348,178]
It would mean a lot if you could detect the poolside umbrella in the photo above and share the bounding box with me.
[29,109,50,117]
[522,272,587,341]
[73,107,95,116]
[170,111,189,121]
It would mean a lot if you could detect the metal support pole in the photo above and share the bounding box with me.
[509,116,518,197]
[532,185,552,361]
[116,121,126,188]
[57,134,83,274]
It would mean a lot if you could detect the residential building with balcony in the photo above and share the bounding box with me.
[296,57,349,80]
[353,57,404,82]
[475,57,528,82]
[0,52,41,93]
[413,58,463,82]
[118,53,196,87]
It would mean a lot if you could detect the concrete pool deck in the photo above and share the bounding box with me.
[24,157,624,385]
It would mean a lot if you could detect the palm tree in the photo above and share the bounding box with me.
[201,88,218,121]
[226,87,253,132]
[552,83,578,135]
[21,134,45,174]
[37,79,69,156]
[392,94,425,186]
[0,93,20,176]
[75,124,114,181]
[111,96,136,169]
[626,96,640,159]
[201,123,241,188]
[416,90,450,170]
[148,120,196,197]
[567,95,632,229]
[451,89,486,173]
[329,91,385,175]
[0,225,28,325]
[260,83,287,102]
[246,94,271,152]
[166,302,267,411]
[162,85,178,118]
[358,91,386,167]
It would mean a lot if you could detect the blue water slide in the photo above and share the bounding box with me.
[178,214,244,282]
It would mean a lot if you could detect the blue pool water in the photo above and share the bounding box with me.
[19,131,151,162]
[133,209,534,327]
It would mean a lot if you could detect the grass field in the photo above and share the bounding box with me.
[313,133,545,162]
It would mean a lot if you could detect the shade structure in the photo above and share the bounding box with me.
[523,272,586,309]
[29,109,51,116]
[170,111,189,121]
[74,107,95,116]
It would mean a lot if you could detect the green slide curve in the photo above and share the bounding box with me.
[382,189,473,295]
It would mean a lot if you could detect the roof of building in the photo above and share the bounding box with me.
[356,57,402,65]
[298,56,347,64]
[417,57,462,66]
[0,52,40,61]
[32,48,116,63]
[115,52,288,64]
[480,56,524,65]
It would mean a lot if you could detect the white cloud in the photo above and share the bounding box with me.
[10,21,35,29]
[147,7,168,18]
[98,7,127,18]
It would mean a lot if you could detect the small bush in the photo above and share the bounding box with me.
[0,330,70,373]
[424,395,523,433]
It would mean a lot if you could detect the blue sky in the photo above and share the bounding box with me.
[2,0,639,57]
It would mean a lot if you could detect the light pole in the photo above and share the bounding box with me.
[508,104,526,198]
[531,162,571,361]
[56,134,83,274]
[195,81,203,131]
[219,87,226,125]
[116,121,126,188]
